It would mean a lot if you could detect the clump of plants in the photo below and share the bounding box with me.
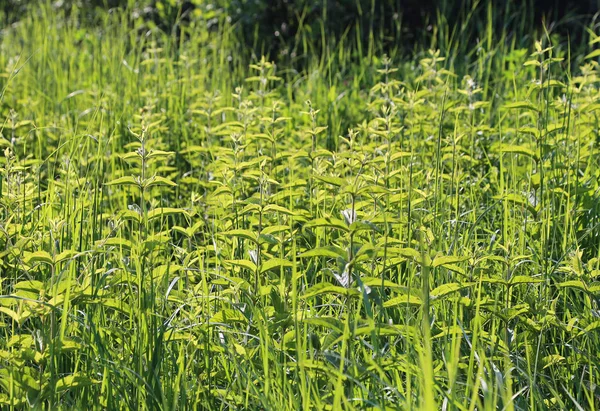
[0,2,599,410]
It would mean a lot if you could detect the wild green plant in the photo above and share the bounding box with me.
[1,2,600,410]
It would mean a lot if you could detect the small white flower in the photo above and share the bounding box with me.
[334,266,351,288]
[465,76,476,90]
[128,204,142,214]
[249,249,258,265]
[527,190,539,207]
[341,209,356,225]
[358,284,372,294]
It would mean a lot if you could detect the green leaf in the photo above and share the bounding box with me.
[96,238,134,250]
[152,264,183,278]
[14,280,44,293]
[438,264,466,275]
[493,193,538,215]
[312,175,346,187]
[577,321,600,337]
[212,185,233,196]
[147,150,175,159]
[493,143,538,159]
[55,250,77,263]
[349,221,378,233]
[211,309,247,324]
[356,185,390,196]
[503,101,539,111]
[258,233,278,245]
[220,230,258,243]
[120,152,141,161]
[383,294,423,307]
[105,176,138,186]
[260,258,293,273]
[302,317,344,332]
[96,298,134,315]
[262,225,290,235]
[360,277,407,290]
[304,218,349,232]
[589,284,600,294]
[301,282,358,299]
[509,275,543,285]
[390,247,430,266]
[259,285,274,296]
[542,354,565,369]
[0,307,21,323]
[479,278,507,286]
[432,255,469,268]
[226,259,258,272]
[585,49,600,59]
[55,374,98,392]
[538,79,566,89]
[23,251,53,265]
[145,176,177,187]
[147,207,191,221]
[557,280,588,292]
[390,152,412,161]
[516,127,540,138]
[356,324,416,337]
[430,282,473,299]
[298,246,346,259]
[263,204,297,216]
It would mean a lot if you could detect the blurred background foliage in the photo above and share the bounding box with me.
[1,0,599,65]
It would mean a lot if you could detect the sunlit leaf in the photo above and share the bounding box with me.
[147,207,191,221]
[383,294,423,307]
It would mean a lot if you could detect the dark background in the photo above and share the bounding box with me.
[1,0,599,60]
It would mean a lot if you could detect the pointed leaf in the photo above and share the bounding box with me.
[226,259,258,272]
[494,144,538,159]
[304,218,349,232]
[55,374,98,392]
[105,176,138,186]
[432,255,469,268]
[147,207,191,221]
[298,246,346,259]
[220,230,258,243]
[383,294,423,307]
[312,175,346,187]
[301,282,358,299]
[145,176,177,187]
[430,282,474,299]
[260,258,293,273]
[23,251,53,265]
[503,101,539,111]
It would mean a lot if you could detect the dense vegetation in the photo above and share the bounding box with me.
[1,1,600,409]
[2,0,598,59]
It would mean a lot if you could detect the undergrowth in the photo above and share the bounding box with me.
[1,2,600,410]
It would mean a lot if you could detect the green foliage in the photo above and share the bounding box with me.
[1,2,600,410]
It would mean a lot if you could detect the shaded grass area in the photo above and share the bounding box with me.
[1,3,600,409]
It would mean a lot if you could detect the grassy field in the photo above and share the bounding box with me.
[1,2,600,409]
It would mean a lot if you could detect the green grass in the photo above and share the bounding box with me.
[1,2,600,409]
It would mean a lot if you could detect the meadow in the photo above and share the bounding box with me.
[1,2,600,409]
